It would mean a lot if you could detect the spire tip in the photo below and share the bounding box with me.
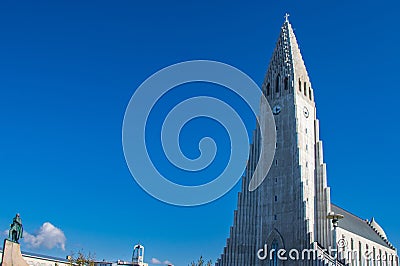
[284,13,290,23]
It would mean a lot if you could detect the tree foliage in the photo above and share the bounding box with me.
[67,250,96,266]
[189,255,212,266]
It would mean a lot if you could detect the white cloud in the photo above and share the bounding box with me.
[150,258,173,265]
[151,258,162,264]
[23,222,66,251]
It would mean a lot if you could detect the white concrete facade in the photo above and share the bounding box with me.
[0,243,69,266]
[337,227,398,266]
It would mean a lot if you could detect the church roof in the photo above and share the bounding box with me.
[331,204,395,250]
[0,249,69,263]
[370,217,387,239]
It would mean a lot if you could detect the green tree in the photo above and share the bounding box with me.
[189,255,212,266]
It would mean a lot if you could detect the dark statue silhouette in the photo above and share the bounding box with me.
[8,213,23,243]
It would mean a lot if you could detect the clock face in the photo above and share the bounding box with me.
[303,107,309,118]
[273,105,281,115]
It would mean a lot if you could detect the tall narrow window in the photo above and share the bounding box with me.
[266,83,271,96]
[304,82,307,96]
[385,251,388,266]
[270,240,279,266]
[275,75,280,93]
[284,76,289,90]
[366,244,370,265]
[351,239,355,264]
[373,248,376,266]
[298,79,302,92]
[309,87,312,100]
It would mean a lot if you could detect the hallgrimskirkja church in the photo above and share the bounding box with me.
[216,16,398,266]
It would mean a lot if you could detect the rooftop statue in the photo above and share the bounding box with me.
[9,213,23,243]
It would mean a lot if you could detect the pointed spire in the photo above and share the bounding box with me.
[262,14,313,100]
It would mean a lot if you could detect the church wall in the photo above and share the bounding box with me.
[293,82,317,246]
[216,18,398,266]
[336,227,398,266]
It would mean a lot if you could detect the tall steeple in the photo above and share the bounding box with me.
[217,15,398,266]
[216,15,333,265]
[261,14,313,102]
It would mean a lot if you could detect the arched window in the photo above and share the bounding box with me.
[275,75,280,93]
[266,229,284,266]
[270,240,279,266]
[298,79,302,92]
[304,82,307,96]
[266,83,271,96]
[284,77,289,90]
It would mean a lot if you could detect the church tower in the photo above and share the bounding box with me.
[216,15,333,265]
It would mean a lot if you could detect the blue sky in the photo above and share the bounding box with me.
[0,1,399,265]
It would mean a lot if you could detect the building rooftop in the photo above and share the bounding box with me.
[331,204,395,250]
